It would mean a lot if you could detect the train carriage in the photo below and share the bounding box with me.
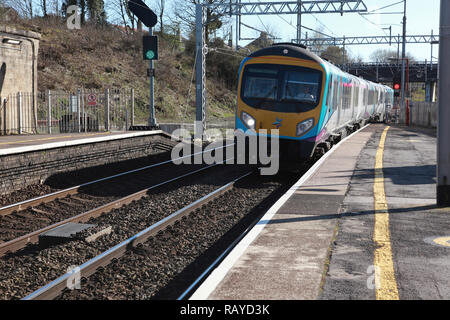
[236,43,394,161]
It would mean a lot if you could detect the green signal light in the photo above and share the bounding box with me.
[146,50,155,60]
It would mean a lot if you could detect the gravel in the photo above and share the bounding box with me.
[0,185,57,208]
[57,173,300,300]
[0,164,254,300]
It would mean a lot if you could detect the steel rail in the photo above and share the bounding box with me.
[177,213,258,300]
[0,143,235,216]
[0,154,237,257]
[22,171,254,300]
[180,124,373,300]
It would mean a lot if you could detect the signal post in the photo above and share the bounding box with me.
[128,0,159,127]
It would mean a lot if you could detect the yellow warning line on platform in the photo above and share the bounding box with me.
[0,132,111,146]
[373,126,399,300]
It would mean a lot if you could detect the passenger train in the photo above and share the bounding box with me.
[235,43,394,161]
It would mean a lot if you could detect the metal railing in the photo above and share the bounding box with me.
[0,89,135,135]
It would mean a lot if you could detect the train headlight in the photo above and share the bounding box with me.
[241,112,256,130]
[296,118,314,136]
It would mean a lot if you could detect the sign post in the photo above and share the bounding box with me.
[127,0,158,127]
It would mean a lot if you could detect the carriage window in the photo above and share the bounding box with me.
[281,69,321,105]
[243,77,278,100]
[243,66,279,101]
[332,78,338,108]
[240,64,323,113]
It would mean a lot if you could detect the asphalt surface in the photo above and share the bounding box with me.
[321,125,450,300]
[194,126,374,300]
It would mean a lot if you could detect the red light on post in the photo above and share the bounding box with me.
[394,83,401,90]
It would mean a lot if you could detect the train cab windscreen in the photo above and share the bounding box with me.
[241,64,323,113]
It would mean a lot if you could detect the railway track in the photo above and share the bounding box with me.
[0,136,314,300]
[12,168,304,300]
[23,171,255,300]
[0,144,235,256]
[0,154,261,299]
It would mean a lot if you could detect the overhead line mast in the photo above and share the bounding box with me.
[400,0,407,125]
[438,0,450,206]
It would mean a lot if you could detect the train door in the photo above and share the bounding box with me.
[325,74,333,122]
[351,79,358,122]
[364,83,369,119]
[350,79,356,121]
[328,73,339,129]
[337,76,343,126]
[357,81,364,120]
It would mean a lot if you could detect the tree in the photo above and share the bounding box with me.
[40,0,48,16]
[370,49,416,63]
[320,46,348,65]
[4,0,34,18]
[110,0,137,32]
[156,0,165,34]
[307,27,328,54]
[246,32,274,51]
[172,0,230,44]
[87,0,106,24]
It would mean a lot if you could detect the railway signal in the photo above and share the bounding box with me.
[127,0,158,127]
[393,76,401,97]
[143,35,158,61]
[127,0,157,28]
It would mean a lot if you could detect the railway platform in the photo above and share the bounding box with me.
[0,131,165,155]
[191,124,449,300]
[0,130,173,196]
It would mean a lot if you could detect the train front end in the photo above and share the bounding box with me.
[236,44,328,161]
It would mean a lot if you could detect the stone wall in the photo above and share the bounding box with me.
[0,25,40,134]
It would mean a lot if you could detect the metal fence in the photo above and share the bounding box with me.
[410,101,438,128]
[0,89,135,135]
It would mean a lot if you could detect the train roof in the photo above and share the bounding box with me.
[249,43,326,65]
[249,44,393,92]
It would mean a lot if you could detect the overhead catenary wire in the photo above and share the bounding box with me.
[363,0,404,15]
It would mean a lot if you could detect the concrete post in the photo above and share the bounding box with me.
[47,90,52,134]
[17,92,22,134]
[77,89,81,133]
[2,98,5,135]
[131,88,135,127]
[105,89,110,131]
[82,89,87,133]
[438,0,450,206]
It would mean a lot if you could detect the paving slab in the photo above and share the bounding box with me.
[321,125,450,300]
[192,125,376,300]
[0,131,164,156]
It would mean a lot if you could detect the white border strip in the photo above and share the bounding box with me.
[0,131,164,156]
[190,124,370,300]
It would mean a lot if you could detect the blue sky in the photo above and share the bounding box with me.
[112,1,440,62]
[225,0,440,62]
